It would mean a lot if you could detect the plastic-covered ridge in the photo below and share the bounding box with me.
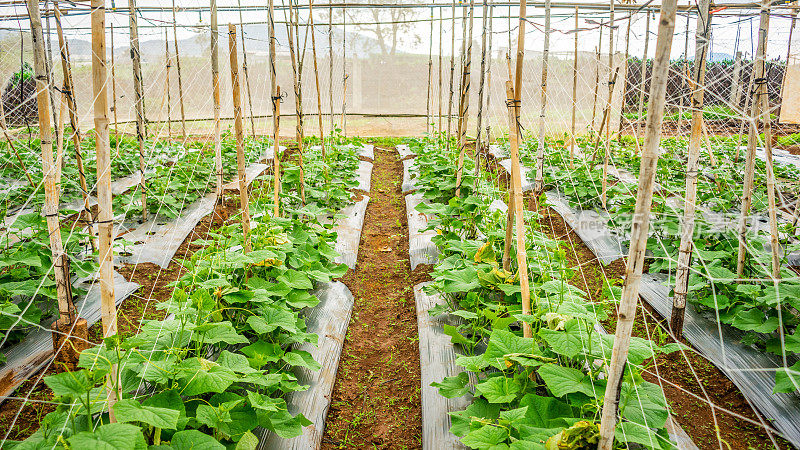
[356,160,373,192]
[330,196,370,269]
[497,159,533,192]
[415,282,472,450]
[257,281,356,450]
[406,193,439,269]
[402,159,418,194]
[396,144,416,159]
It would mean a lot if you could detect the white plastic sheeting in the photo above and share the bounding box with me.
[415,282,472,450]
[396,144,416,159]
[355,160,373,192]
[498,159,533,192]
[406,193,439,269]
[403,159,418,194]
[258,281,356,450]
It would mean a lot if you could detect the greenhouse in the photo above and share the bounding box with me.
[0,0,799,448]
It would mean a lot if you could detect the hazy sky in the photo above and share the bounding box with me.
[0,0,796,60]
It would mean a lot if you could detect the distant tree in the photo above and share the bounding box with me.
[331,0,421,57]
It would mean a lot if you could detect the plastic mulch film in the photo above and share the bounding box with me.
[119,151,278,268]
[357,144,375,161]
[415,282,473,450]
[497,159,533,192]
[329,196,370,269]
[0,272,140,401]
[638,273,800,447]
[257,281,356,450]
[356,160,373,192]
[396,144,416,159]
[545,191,626,265]
[488,199,507,215]
[488,144,507,161]
[403,158,418,194]
[406,193,439,269]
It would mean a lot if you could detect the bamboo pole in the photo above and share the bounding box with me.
[736,0,772,278]
[285,0,306,204]
[128,0,147,222]
[676,12,690,133]
[228,24,252,253]
[617,14,632,136]
[474,0,489,174]
[447,0,456,141]
[26,0,74,329]
[172,0,187,140]
[483,5,494,143]
[211,0,223,202]
[89,0,118,416]
[269,0,281,217]
[508,0,532,338]
[426,7,434,136]
[438,6,443,135]
[671,0,711,338]
[455,0,475,197]
[591,44,601,130]
[308,0,326,160]
[341,2,347,136]
[779,7,798,118]
[164,28,172,139]
[570,6,578,166]
[502,53,514,272]
[236,0,257,138]
[532,0,550,201]
[605,0,614,146]
[54,2,91,218]
[600,66,620,208]
[110,23,120,154]
[730,50,743,108]
[636,11,651,143]
[43,2,61,166]
[597,0,678,445]
[329,2,334,137]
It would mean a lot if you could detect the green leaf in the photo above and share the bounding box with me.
[519,394,574,428]
[218,351,259,374]
[248,306,298,334]
[248,391,288,412]
[537,364,603,398]
[261,411,312,439]
[192,321,248,345]
[774,361,800,394]
[176,358,238,396]
[730,308,780,333]
[235,431,259,450]
[278,269,313,290]
[456,355,490,372]
[475,376,521,403]
[483,329,537,370]
[443,324,471,346]
[620,382,669,429]
[241,340,284,368]
[282,350,321,371]
[170,430,225,450]
[460,424,509,449]
[615,421,668,448]
[113,399,179,429]
[44,370,93,398]
[431,372,470,398]
[67,423,147,450]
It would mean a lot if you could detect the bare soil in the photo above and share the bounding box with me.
[322,147,428,449]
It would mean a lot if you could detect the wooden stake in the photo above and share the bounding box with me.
[617,14,632,136]
[570,6,578,166]
[308,0,326,160]
[128,0,147,221]
[171,0,187,140]
[671,0,711,338]
[211,0,223,202]
[509,0,532,338]
[439,6,444,135]
[54,2,90,220]
[600,67,620,208]
[110,23,120,154]
[228,24,252,253]
[636,11,651,143]
[597,0,678,445]
[736,0,773,278]
[164,28,172,139]
[329,2,334,137]
[285,0,306,204]
[605,0,615,146]
[236,0,257,138]
[26,0,74,328]
[89,0,118,415]
[426,7,434,136]
[483,6,494,144]
[455,0,474,197]
[591,44,601,130]
[676,13,690,133]
[533,0,551,201]
[730,51,743,108]
[269,0,281,217]
[447,0,456,141]
[780,7,798,117]
[341,3,348,137]
[474,0,489,177]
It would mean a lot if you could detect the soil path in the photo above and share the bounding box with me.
[322,147,425,449]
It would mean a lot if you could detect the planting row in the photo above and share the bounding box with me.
[5,142,362,449]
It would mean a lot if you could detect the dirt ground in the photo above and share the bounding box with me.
[321,147,429,449]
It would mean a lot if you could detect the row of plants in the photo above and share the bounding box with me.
[0,133,272,362]
[408,137,682,449]
[5,140,361,449]
[518,134,800,394]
